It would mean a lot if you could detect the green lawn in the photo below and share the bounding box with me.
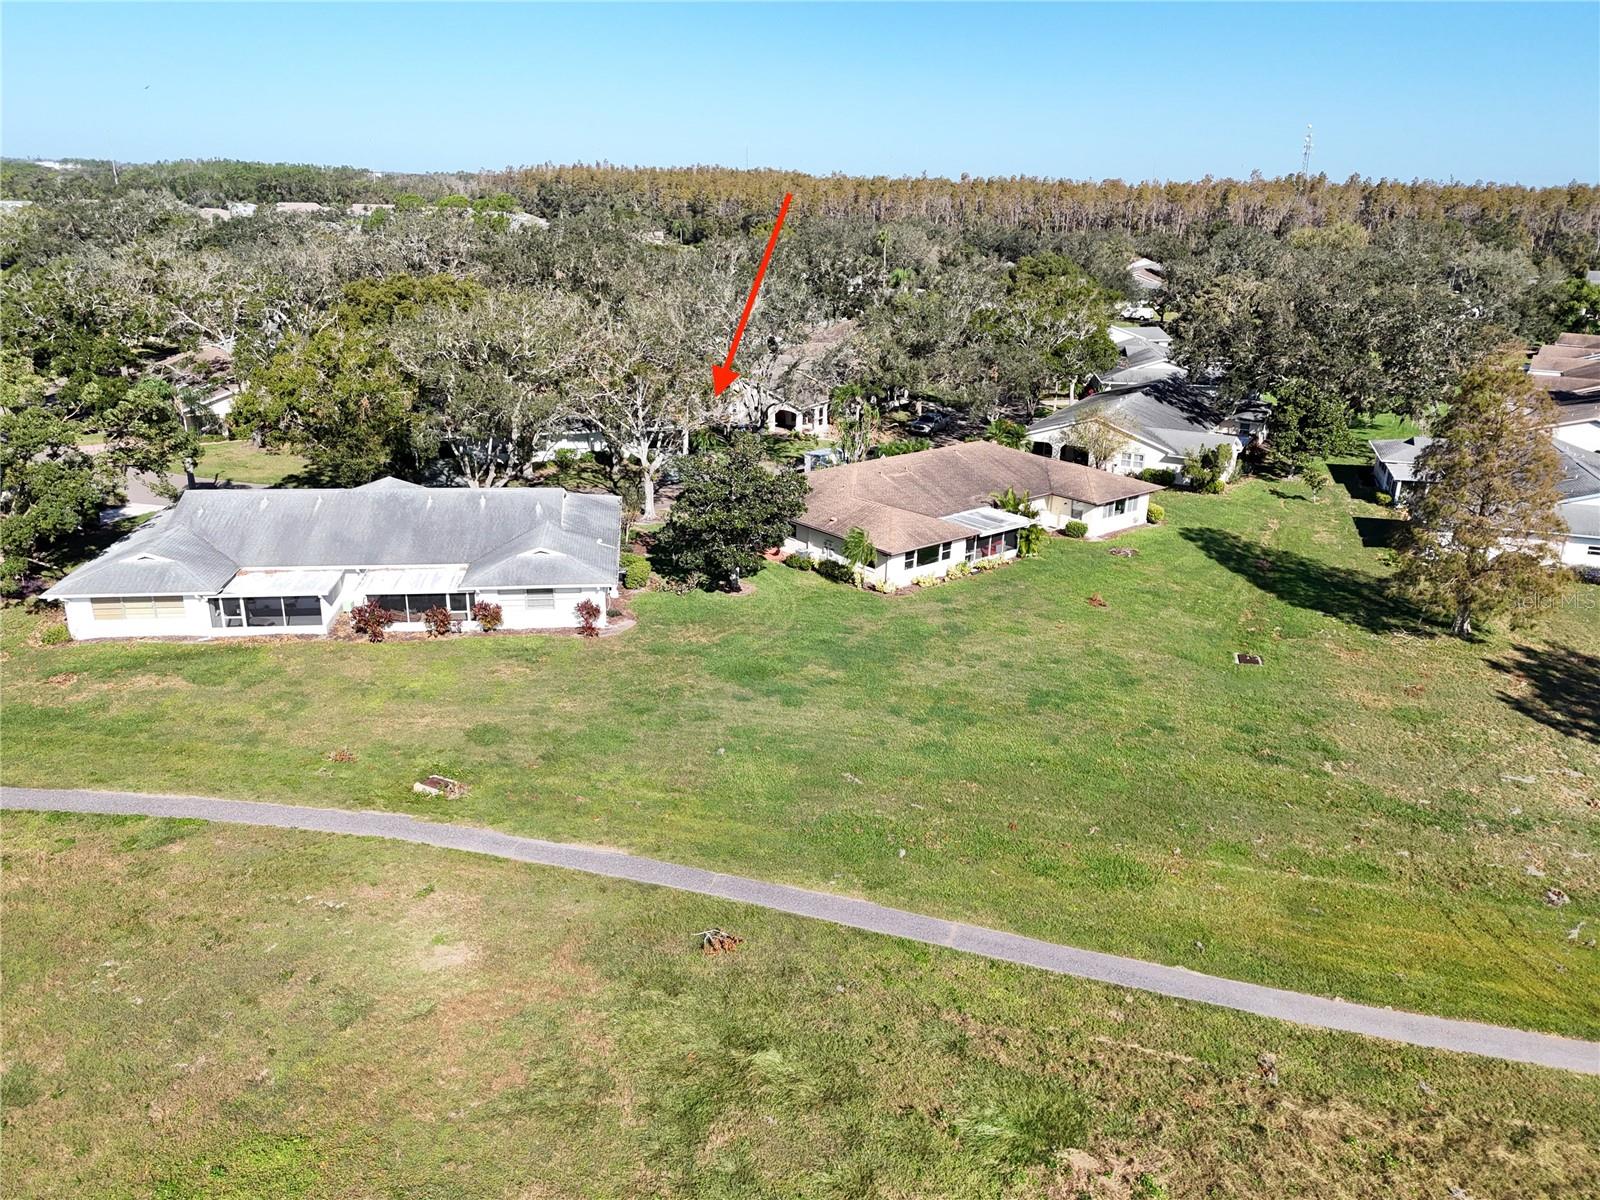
[193,440,309,486]
[4,813,1596,1199]
[4,469,1597,1040]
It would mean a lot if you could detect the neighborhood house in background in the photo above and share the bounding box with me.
[1026,379,1265,481]
[786,441,1161,586]
[43,479,621,640]
[1369,335,1600,565]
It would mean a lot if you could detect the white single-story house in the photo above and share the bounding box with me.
[43,478,621,641]
[1370,435,1435,502]
[726,319,857,435]
[1555,441,1600,566]
[1370,435,1600,567]
[1552,400,1600,454]
[1026,382,1261,481]
[785,441,1162,587]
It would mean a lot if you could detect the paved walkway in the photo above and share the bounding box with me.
[5,786,1597,1076]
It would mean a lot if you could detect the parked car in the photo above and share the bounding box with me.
[795,447,844,473]
[905,409,955,436]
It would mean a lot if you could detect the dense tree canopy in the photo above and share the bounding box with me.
[3,157,1594,594]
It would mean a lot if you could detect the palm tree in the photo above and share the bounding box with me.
[990,487,1038,518]
[842,527,877,577]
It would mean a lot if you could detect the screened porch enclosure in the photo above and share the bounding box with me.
[367,592,474,622]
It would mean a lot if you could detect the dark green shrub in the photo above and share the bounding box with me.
[1200,479,1226,494]
[1146,502,1165,524]
[984,418,1028,449]
[1182,444,1232,491]
[620,551,650,589]
[874,438,931,458]
[784,553,815,570]
[815,559,854,583]
[1063,520,1089,539]
[1137,468,1177,486]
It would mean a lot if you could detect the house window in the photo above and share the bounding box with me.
[913,543,943,568]
[1112,498,1128,515]
[503,589,556,609]
[1588,546,1600,558]
[970,534,1005,560]
[242,596,322,627]
[91,595,184,622]
[369,593,473,621]
[1070,501,1090,519]
[208,597,244,628]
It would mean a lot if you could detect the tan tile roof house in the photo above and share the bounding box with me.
[786,442,1161,585]
[1528,332,1600,402]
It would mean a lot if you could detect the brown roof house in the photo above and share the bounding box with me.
[786,441,1162,586]
[1528,332,1600,404]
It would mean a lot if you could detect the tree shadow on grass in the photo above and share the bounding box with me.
[1491,644,1600,745]
[1328,462,1379,503]
[1351,515,1406,550]
[1179,526,1425,634]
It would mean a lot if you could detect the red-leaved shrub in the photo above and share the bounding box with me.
[350,601,400,643]
[421,606,459,637]
[575,598,602,638]
[471,600,503,632]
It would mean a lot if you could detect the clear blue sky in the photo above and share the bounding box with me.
[3,2,1596,185]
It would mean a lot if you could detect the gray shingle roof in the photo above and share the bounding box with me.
[1028,382,1247,441]
[1369,436,1437,484]
[44,482,621,598]
[1556,442,1600,502]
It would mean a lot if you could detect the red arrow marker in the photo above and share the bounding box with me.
[711,192,793,396]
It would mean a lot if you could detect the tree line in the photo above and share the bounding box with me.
[2,160,1594,611]
[5,157,1598,265]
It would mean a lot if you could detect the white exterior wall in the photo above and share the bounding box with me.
[1031,427,1167,474]
[881,538,981,586]
[476,586,612,629]
[1030,426,1238,481]
[62,595,206,641]
[61,593,338,641]
[785,524,844,563]
[1559,536,1600,566]
[1559,497,1600,566]
[58,573,615,640]
[1555,421,1600,452]
[1081,493,1149,536]
[785,524,1015,586]
[1040,493,1149,537]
